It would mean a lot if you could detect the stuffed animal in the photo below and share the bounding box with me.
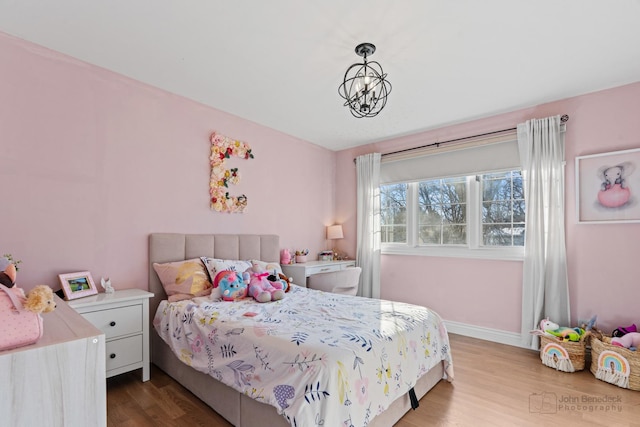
[612,323,637,338]
[22,285,57,314]
[267,271,291,293]
[611,332,640,350]
[531,318,585,342]
[579,314,598,332]
[280,249,291,265]
[580,315,604,341]
[213,270,249,301]
[0,262,17,288]
[245,261,284,303]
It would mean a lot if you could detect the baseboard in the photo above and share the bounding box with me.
[444,320,529,349]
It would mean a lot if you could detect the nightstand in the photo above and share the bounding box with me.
[281,260,356,287]
[69,289,153,382]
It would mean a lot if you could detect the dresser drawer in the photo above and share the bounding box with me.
[106,335,143,371]
[306,264,341,276]
[82,304,142,339]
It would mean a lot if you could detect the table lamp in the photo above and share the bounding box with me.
[327,225,344,259]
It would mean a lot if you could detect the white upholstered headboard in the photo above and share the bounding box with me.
[148,233,280,321]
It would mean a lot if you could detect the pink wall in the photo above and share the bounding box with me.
[3,31,639,335]
[336,82,640,333]
[0,33,336,291]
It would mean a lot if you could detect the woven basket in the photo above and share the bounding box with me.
[539,334,587,372]
[590,335,640,390]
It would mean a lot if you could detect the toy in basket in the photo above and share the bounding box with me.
[590,332,640,390]
[531,318,588,372]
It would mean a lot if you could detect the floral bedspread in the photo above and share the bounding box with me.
[154,285,454,427]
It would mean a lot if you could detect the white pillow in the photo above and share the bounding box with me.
[200,257,252,282]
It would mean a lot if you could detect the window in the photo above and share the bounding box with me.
[380,183,407,243]
[380,169,525,260]
[418,177,467,245]
[481,170,525,246]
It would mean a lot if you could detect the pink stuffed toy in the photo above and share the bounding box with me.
[280,249,291,265]
[611,332,640,350]
[245,261,284,303]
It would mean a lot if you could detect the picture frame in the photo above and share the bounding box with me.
[575,148,640,224]
[59,271,98,300]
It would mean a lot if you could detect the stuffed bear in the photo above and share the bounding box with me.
[245,261,284,303]
[0,260,54,314]
[23,285,57,314]
[10,285,57,314]
[213,270,249,301]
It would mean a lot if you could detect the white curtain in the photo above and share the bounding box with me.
[356,153,381,298]
[518,115,570,349]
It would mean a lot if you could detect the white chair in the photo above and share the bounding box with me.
[307,266,361,296]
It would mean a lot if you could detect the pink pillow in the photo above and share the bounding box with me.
[153,259,212,301]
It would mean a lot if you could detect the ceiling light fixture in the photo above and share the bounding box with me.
[338,42,392,118]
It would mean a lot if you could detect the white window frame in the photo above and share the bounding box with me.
[381,173,525,261]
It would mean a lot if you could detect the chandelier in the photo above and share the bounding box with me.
[338,43,392,118]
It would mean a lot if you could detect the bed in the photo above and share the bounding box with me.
[149,233,453,427]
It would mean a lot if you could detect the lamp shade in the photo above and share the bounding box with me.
[327,225,344,240]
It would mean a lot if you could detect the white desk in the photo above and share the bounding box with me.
[281,260,356,287]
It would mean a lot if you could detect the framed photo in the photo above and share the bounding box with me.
[576,148,640,223]
[59,271,98,300]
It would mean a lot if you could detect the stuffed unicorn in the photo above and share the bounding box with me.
[531,318,585,342]
[245,261,284,303]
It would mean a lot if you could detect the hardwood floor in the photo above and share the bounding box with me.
[107,334,640,426]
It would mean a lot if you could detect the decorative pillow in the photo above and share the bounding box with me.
[249,259,283,276]
[200,257,252,283]
[200,257,217,282]
[153,259,212,302]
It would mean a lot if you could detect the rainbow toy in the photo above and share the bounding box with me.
[541,342,574,372]
[596,350,630,388]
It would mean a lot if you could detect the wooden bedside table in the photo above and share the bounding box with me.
[281,260,356,287]
[69,289,154,382]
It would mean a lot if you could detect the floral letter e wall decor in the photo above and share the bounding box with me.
[209,132,254,213]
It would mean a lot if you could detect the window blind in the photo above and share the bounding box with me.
[380,132,520,184]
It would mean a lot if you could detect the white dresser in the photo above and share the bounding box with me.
[281,260,356,287]
[69,289,153,382]
[0,295,106,426]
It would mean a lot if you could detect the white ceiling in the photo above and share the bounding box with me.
[1,1,640,151]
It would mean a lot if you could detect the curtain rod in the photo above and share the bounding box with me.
[353,114,569,163]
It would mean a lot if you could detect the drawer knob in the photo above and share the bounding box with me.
[110,353,116,359]
[109,321,116,327]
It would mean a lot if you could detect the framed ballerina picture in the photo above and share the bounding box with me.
[576,148,640,223]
